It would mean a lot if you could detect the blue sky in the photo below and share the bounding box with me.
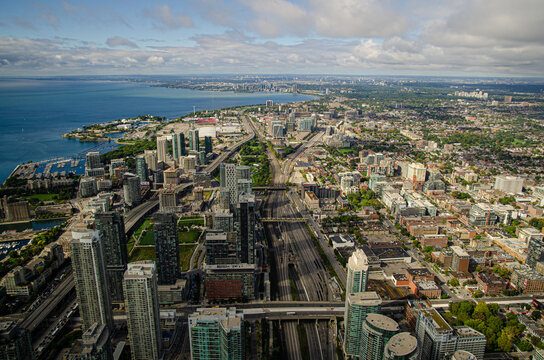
[1,0,543,76]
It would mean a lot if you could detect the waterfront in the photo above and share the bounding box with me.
[0,78,314,182]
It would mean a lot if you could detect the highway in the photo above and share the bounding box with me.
[20,273,76,332]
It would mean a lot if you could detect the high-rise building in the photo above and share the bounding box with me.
[65,323,112,360]
[526,236,544,269]
[416,308,486,360]
[204,136,213,154]
[235,193,255,264]
[159,190,177,212]
[346,249,369,293]
[189,307,244,360]
[172,132,186,161]
[236,166,251,182]
[157,136,169,163]
[70,230,114,332]
[189,128,199,151]
[135,155,148,183]
[360,314,399,360]
[406,163,427,183]
[95,211,128,303]
[494,175,524,194]
[144,150,158,171]
[214,211,234,232]
[153,212,180,285]
[205,230,238,265]
[123,261,162,360]
[344,292,382,357]
[182,155,198,173]
[0,321,33,360]
[220,164,251,208]
[383,332,419,360]
[86,152,101,170]
[123,174,141,207]
[450,246,470,272]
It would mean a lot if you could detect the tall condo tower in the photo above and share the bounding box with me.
[94,211,128,302]
[70,230,114,332]
[123,261,162,360]
[153,212,180,285]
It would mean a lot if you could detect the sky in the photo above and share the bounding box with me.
[1,0,543,77]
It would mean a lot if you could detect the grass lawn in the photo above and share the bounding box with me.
[23,194,58,202]
[178,230,201,244]
[128,243,197,272]
[180,244,197,271]
[139,230,155,245]
[129,247,156,262]
[127,236,135,254]
[177,216,204,228]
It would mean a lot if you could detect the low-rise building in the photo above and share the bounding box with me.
[475,272,506,295]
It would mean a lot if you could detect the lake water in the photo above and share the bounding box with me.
[0,78,314,182]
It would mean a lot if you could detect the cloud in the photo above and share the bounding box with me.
[106,36,139,49]
[14,18,37,30]
[235,0,408,38]
[143,4,193,30]
[2,32,543,77]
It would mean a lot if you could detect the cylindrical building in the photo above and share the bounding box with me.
[384,332,419,360]
[360,313,399,360]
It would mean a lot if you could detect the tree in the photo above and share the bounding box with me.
[531,310,542,321]
[449,278,460,287]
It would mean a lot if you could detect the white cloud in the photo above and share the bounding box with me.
[106,36,139,49]
[143,4,193,30]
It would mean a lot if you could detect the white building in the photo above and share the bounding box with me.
[494,176,524,194]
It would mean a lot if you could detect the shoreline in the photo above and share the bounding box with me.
[2,91,316,183]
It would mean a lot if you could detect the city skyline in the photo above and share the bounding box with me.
[1,0,543,77]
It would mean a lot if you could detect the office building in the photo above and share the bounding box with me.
[383,332,418,360]
[71,230,114,332]
[135,155,148,183]
[86,152,101,171]
[189,307,243,360]
[123,174,141,207]
[416,308,486,360]
[159,190,177,212]
[1,197,30,221]
[157,136,169,163]
[450,246,470,272]
[360,314,399,360]
[406,163,427,183]
[189,128,199,151]
[344,292,382,357]
[468,203,498,227]
[95,211,128,303]
[65,323,112,360]
[0,321,33,360]
[172,132,186,161]
[494,175,524,194]
[124,261,162,360]
[205,230,238,265]
[527,236,544,269]
[144,150,158,171]
[153,212,180,285]
[346,249,370,293]
[297,117,315,132]
[80,177,98,198]
[235,193,255,264]
[205,264,256,301]
[204,136,213,154]
[214,211,234,232]
[197,150,207,165]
